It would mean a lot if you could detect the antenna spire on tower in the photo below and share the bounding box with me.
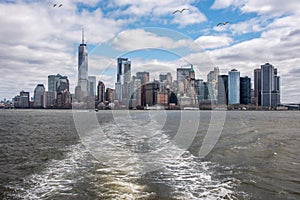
[82,28,84,44]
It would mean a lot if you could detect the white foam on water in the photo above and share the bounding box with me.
[5,144,91,199]
[79,114,238,199]
[6,112,238,199]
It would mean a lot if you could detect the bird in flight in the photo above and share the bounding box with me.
[172,8,189,14]
[217,21,230,26]
[53,3,62,8]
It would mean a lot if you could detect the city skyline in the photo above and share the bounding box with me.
[0,1,299,103]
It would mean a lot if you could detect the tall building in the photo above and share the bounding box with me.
[240,76,251,105]
[43,91,57,108]
[97,81,105,102]
[48,74,62,92]
[166,72,172,86]
[13,91,30,108]
[115,58,131,101]
[88,76,96,97]
[195,79,208,102]
[217,75,228,105]
[207,67,219,101]
[57,90,72,109]
[136,71,149,85]
[77,29,88,97]
[261,63,280,108]
[143,81,160,106]
[177,65,194,95]
[56,75,69,93]
[105,88,114,103]
[254,69,261,106]
[159,74,167,83]
[130,78,142,108]
[34,84,45,108]
[228,69,240,105]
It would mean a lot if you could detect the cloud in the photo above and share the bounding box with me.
[211,0,246,9]
[212,0,300,17]
[171,6,207,27]
[109,0,206,27]
[111,29,198,52]
[195,35,233,49]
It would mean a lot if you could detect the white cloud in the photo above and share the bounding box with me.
[111,29,197,51]
[211,0,246,9]
[195,35,233,49]
[240,0,300,16]
[212,0,300,17]
[110,0,206,27]
[172,6,207,27]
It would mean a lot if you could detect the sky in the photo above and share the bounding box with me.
[0,0,299,103]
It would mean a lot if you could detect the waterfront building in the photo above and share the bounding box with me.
[228,69,240,105]
[136,71,149,85]
[97,81,105,102]
[166,72,172,86]
[177,64,195,95]
[261,63,280,108]
[115,58,131,102]
[77,29,89,97]
[57,89,72,108]
[130,78,142,108]
[142,81,159,106]
[43,91,57,108]
[13,91,30,108]
[207,67,219,101]
[240,76,251,105]
[217,75,228,105]
[88,76,96,97]
[159,74,167,83]
[105,88,114,103]
[56,75,69,93]
[254,69,261,106]
[48,74,62,92]
[34,84,45,108]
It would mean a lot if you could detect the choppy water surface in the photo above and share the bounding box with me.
[0,109,299,199]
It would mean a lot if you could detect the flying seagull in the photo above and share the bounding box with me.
[53,4,57,7]
[217,21,230,26]
[172,8,189,14]
[58,4,62,7]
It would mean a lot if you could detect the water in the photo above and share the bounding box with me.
[0,109,299,199]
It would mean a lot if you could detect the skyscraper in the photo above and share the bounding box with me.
[228,69,240,105]
[88,76,96,97]
[207,67,219,101]
[77,29,88,97]
[115,58,131,101]
[240,76,251,105]
[13,91,30,108]
[261,63,280,108]
[56,75,69,93]
[34,84,45,108]
[97,81,105,102]
[159,74,167,83]
[177,65,194,95]
[117,58,131,84]
[136,71,149,85]
[254,69,261,106]
[217,75,228,105]
[48,74,61,92]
